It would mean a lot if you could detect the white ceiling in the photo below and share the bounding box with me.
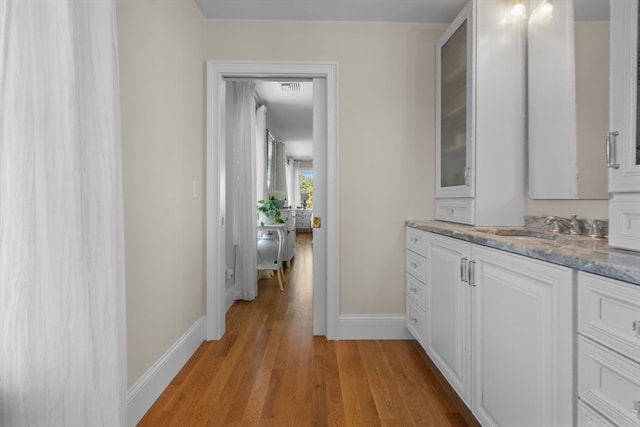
[255,81,314,160]
[195,0,468,23]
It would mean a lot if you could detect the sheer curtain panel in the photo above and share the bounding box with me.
[0,1,126,425]
[255,105,268,202]
[232,82,258,300]
[268,140,289,199]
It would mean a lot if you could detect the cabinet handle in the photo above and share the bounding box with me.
[464,166,471,186]
[606,131,620,169]
[633,320,640,338]
[409,287,418,294]
[409,317,418,325]
[469,260,477,286]
[410,262,417,269]
[447,208,455,215]
[634,401,640,419]
[460,257,468,282]
[410,236,418,243]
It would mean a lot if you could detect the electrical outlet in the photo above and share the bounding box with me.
[225,268,234,279]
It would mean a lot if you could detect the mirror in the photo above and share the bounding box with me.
[527,0,610,199]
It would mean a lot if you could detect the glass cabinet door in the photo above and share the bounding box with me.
[436,7,472,198]
[609,0,640,191]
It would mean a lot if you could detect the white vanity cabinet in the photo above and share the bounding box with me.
[423,232,472,405]
[577,272,640,426]
[435,0,526,226]
[406,228,574,426]
[470,245,573,427]
[609,0,640,251]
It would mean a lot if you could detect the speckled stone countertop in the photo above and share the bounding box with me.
[406,220,640,286]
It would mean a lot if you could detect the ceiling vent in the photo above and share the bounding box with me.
[280,82,303,92]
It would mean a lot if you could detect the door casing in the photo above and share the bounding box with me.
[205,61,339,340]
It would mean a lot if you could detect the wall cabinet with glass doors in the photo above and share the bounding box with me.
[435,0,526,226]
[608,0,640,251]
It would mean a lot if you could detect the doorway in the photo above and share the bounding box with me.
[205,61,339,341]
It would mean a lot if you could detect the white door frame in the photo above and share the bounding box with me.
[205,61,339,340]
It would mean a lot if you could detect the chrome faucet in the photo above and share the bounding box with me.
[545,215,582,235]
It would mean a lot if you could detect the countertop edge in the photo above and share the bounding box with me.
[406,220,640,287]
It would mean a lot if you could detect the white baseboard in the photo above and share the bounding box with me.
[225,285,235,312]
[338,315,414,340]
[127,316,206,426]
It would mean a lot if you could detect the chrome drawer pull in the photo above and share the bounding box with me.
[409,287,418,294]
[410,262,418,269]
[410,236,418,243]
[634,401,640,419]
[633,320,640,338]
[409,317,418,325]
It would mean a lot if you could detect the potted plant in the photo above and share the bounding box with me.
[257,199,286,226]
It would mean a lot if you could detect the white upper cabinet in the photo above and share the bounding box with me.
[435,0,526,226]
[609,0,640,252]
[609,0,640,192]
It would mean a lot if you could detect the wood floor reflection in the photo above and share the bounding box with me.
[138,232,477,426]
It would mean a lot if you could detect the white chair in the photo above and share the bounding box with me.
[257,224,287,291]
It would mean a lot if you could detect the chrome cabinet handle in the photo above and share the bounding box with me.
[410,262,417,269]
[633,320,640,338]
[606,131,620,169]
[409,317,418,325]
[460,257,468,283]
[409,287,418,294]
[469,260,477,286]
[634,401,640,419]
[410,236,418,243]
[464,166,471,186]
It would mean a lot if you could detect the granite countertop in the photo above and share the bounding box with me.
[406,220,640,286]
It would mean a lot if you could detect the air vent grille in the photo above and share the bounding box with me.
[280,82,303,92]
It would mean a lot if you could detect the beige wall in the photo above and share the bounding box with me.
[204,20,443,314]
[117,0,205,387]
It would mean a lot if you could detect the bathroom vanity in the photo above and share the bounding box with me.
[406,220,640,427]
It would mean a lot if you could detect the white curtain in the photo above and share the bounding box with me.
[0,1,126,425]
[286,156,295,207]
[255,105,268,202]
[292,161,301,208]
[232,82,258,300]
[268,140,289,200]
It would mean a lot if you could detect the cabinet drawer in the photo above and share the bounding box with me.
[406,250,427,283]
[407,227,426,256]
[578,272,640,361]
[406,274,426,310]
[609,194,640,252]
[435,199,473,224]
[406,299,425,344]
[578,337,640,427]
[577,399,617,427]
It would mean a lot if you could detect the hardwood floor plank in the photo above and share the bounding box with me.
[137,233,477,426]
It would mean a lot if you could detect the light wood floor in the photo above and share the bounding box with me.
[138,233,478,426]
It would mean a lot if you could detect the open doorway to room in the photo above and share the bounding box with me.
[205,61,339,342]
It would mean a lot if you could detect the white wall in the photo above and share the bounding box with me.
[117,0,205,387]
[204,20,442,315]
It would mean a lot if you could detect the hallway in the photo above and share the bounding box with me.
[138,233,476,426]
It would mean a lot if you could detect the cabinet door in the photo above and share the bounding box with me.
[609,0,640,192]
[436,3,474,199]
[471,246,574,427]
[424,233,472,405]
